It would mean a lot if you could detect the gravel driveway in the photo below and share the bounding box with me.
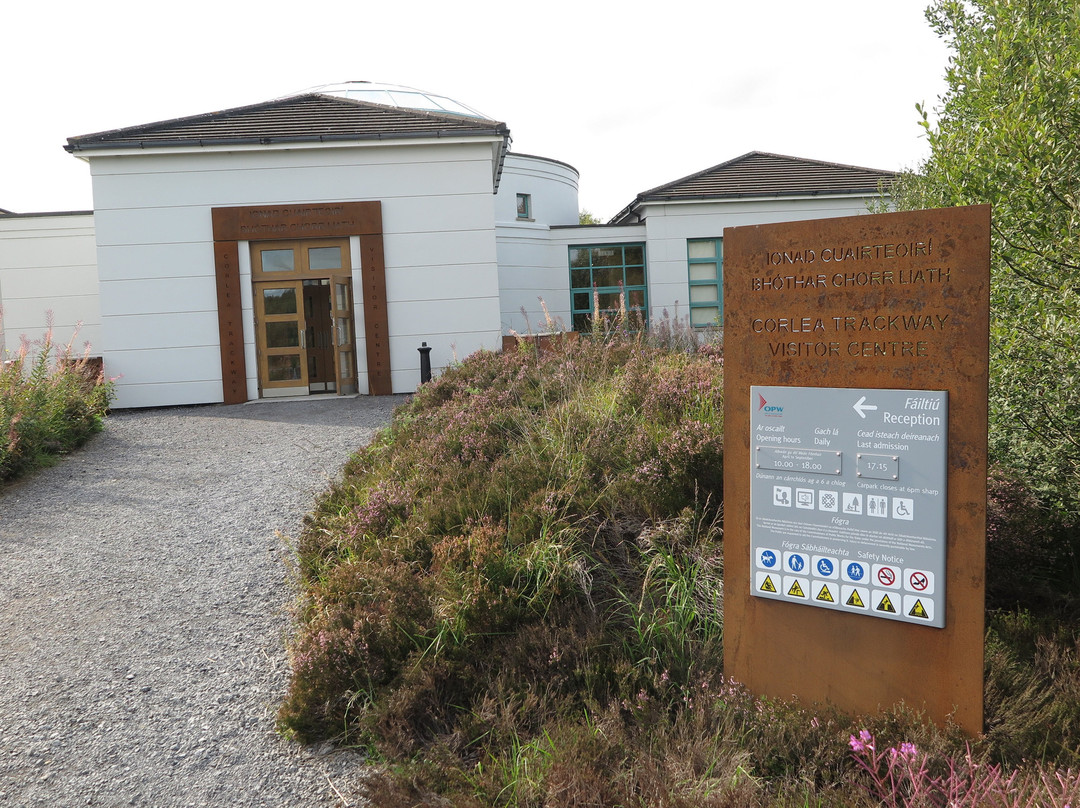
[0,396,403,807]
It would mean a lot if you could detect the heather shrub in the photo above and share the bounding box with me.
[983,610,1080,768]
[279,334,725,746]
[281,327,1080,805]
[0,315,113,482]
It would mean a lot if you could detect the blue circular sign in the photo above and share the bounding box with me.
[847,562,865,581]
[760,550,777,568]
[788,554,805,573]
[816,558,834,576]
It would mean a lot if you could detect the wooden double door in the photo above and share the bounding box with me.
[251,239,358,396]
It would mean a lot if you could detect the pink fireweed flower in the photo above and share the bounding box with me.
[850,729,875,753]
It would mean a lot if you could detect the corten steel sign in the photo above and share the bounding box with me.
[722,205,990,735]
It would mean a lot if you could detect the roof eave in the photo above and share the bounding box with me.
[65,127,508,154]
[638,187,893,204]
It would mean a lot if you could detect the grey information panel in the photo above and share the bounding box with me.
[750,386,947,627]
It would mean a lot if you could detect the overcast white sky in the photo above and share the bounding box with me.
[3,0,950,221]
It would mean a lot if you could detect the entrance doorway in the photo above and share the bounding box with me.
[251,239,358,397]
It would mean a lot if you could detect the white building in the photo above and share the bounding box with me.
[0,82,891,408]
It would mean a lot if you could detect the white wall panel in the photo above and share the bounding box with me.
[380,194,495,235]
[1,265,99,298]
[98,311,221,351]
[384,264,500,302]
[106,345,224,408]
[0,214,101,357]
[90,144,497,210]
[88,142,495,177]
[387,297,501,339]
[2,297,99,333]
[93,207,213,248]
[111,380,225,409]
[383,229,497,269]
[98,277,219,318]
[95,243,217,281]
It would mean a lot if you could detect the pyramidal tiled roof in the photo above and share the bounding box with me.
[65,93,509,152]
[611,152,894,223]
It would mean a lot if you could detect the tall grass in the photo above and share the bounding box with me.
[0,313,113,482]
[281,329,1080,806]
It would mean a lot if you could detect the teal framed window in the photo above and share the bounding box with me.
[516,193,532,220]
[687,238,723,326]
[569,243,647,332]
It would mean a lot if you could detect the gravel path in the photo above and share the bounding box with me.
[0,397,404,807]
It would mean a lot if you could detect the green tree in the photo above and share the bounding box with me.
[578,209,603,225]
[891,0,1080,508]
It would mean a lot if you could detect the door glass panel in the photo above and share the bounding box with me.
[263,287,298,315]
[309,247,342,270]
[336,317,353,347]
[339,350,354,379]
[261,249,295,272]
[624,245,644,264]
[267,354,302,381]
[265,321,300,348]
[335,282,350,312]
[626,266,645,285]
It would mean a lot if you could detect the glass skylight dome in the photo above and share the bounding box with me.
[299,81,492,120]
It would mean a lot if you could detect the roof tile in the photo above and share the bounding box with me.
[66,94,508,152]
[611,152,893,222]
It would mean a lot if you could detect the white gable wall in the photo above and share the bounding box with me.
[639,195,885,325]
[85,140,502,407]
[0,213,100,361]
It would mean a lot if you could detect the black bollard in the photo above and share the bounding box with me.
[418,341,432,384]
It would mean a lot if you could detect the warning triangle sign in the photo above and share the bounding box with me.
[876,594,897,613]
[908,599,930,619]
[760,575,777,593]
[815,584,835,603]
[846,590,865,608]
[787,580,806,598]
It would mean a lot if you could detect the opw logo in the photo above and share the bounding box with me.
[758,394,784,415]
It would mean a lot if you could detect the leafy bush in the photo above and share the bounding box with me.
[0,315,113,482]
[889,0,1080,512]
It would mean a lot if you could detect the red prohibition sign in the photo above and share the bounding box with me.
[877,567,896,586]
[909,571,929,591]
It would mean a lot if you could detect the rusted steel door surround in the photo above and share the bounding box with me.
[211,202,390,403]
